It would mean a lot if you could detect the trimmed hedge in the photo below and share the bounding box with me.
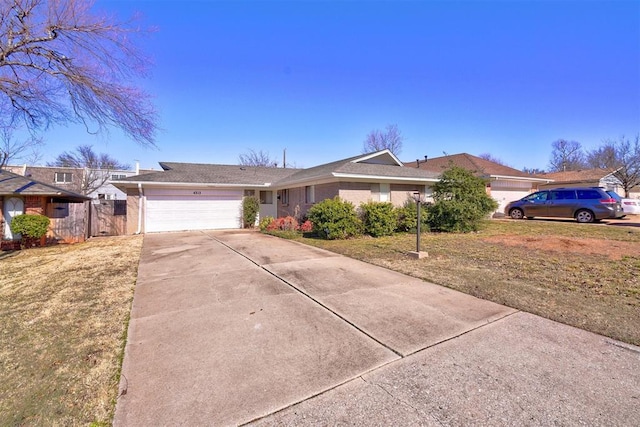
[307,197,362,239]
[9,214,50,239]
[395,198,429,232]
[360,201,396,237]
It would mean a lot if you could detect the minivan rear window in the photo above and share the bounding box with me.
[576,189,602,199]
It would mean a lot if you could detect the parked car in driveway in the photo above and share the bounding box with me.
[505,187,625,223]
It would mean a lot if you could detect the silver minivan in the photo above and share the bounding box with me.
[505,187,625,223]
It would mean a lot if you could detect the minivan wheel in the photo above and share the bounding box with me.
[575,209,594,223]
[509,208,524,219]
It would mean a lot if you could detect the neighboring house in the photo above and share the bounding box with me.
[0,169,90,248]
[537,169,640,199]
[4,164,154,238]
[404,153,553,213]
[4,165,146,200]
[112,150,440,234]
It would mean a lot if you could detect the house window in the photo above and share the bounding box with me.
[281,189,289,204]
[114,200,127,216]
[379,183,390,202]
[244,189,255,197]
[54,172,73,183]
[259,191,273,204]
[111,174,127,180]
[305,185,315,204]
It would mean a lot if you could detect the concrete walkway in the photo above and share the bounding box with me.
[114,230,640,426]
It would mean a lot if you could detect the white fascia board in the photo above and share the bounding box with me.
[332,172,439,183]
[490,175,555,183]
[271,176,337,189]
[111,181,272,188]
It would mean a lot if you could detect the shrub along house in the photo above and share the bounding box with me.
[112,150,440,234]
[0,169,90,249]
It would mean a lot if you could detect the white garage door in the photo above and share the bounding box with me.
[145,188,243,232]
[491,190,531,212]
[489,180,534,213]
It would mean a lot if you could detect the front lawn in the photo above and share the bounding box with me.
[286,219,640,346]
[0,235,143,426]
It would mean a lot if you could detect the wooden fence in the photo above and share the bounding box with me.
[89,200,127,237]
[46,202,87,243]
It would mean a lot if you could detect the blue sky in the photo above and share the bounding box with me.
[33,0,640,171]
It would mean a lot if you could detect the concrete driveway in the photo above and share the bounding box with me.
[114,230,640,426]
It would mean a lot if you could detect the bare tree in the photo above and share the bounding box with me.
[597,135,640,197]
[548,139,586,172]
[586,143,617,169]
[0,0,157,145]
[522,166,546,175]
[238,149,278,167]
[363,124,404,155]
[0,125,42,168]
[478,153,508,166]
[48,145,130,194]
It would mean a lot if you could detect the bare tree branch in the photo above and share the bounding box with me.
[478,153,509,166]
[603,135,640,197]
[548,139,586,172]
[0,0,157,145]
[362,124,404,155]
[0,124,42,168]
[586,143,618,169]
[238,149,278,167]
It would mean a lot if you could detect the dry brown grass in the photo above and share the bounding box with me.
[290,219,640,346]
[0,235,143,426]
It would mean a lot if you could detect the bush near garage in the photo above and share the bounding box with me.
[427,166,498,232]
[242,196,260,228]
[266,216,299,231]
[9,214,50,248]
[259,216,275,231]
[260,216,314,239]
[306,196,362,240]
[360,201,397,237]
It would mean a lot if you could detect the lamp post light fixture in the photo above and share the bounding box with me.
[409,191,428,259]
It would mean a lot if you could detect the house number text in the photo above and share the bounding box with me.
[193,191,202,195]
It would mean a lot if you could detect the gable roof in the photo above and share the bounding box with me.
[404,153,549,181]
[276,150,440,186]
[0,169,90,202]
[116,162,301,187]
[536,168,615,183]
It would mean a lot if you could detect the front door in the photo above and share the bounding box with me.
[3,197,24,240]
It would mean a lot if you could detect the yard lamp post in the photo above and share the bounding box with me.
[413,192,421,252]
[408,192,427,259]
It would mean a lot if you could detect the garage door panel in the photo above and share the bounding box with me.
[491,190,531,213]
[146,191,243,232]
